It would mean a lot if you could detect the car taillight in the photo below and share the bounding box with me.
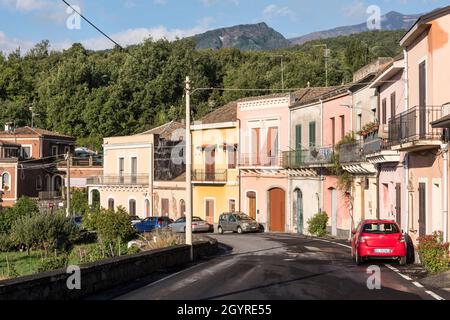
[158,220,162,226]
[359,236,369,245]
[399,234,406,243]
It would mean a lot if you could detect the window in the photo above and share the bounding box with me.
[21,146,31,159]
[229,199,236,212]
[419,61,426,107]
[108,198,115,211]
[180,199,186,216]
[64,146,71,155]
[331,118,336,146]
[161,198,169,217]
[51,145,58,156]
[1,172,10,191]
[309,122,316,148]
[295,125,302,150]
[251,128,260,165]
[267,127,279,157]
[228,146,237,169]
[390,92,396,120]
[382,99,387,124]
[205,199,215,223]
[129,199,136,216]
[36,176,42,191]
[357,114,362,133]
[4,148,18,158]
[131,157,137,183]
[340,115,345,140]
[119,157,125,183]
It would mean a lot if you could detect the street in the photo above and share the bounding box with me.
[107,234,447,300]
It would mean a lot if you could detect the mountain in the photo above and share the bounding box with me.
[194,22,291,51]
[289,11,420,46]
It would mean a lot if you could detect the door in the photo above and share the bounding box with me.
[295,125,302,165]
[119,158,125,184]
[131,157,137,184]
[247,191,257,220]
[432,182,442,233]
[296,190,304,235]
[418,183,426,236]
[395,184,402,227]
[205,148,216,181]
[331,189,337,237]
[145,199,151,217]
[419,61,427,139]
[161,199,169,217]
[269,188,285,232]
[205,199,214,224]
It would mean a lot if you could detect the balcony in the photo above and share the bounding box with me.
[362,131,400,164]
[192,170,227,185]
[39,191,62,201]
[87,175,149,186]
[388,105,443,152]
[283,147,334,169]
[339,141,376,174]
[239,153,284,168]
[58,156,103,168]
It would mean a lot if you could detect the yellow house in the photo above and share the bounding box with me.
[191,102,240,225]
[87,121,187,220]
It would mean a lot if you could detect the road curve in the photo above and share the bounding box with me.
[113,233,442,300]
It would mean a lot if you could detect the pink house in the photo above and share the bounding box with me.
[321,87,352,238]
[238,93,293,232]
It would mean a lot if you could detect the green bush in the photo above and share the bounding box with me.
[418,232,449,274]
[307,212,329,237]
[10,212,80,256]
[70,189,90,216]
[0,197,40,233]
[83,206,136,247]
[0,233,14,252]
[37,255,68,273]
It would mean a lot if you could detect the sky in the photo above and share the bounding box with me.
[0,0,448,54]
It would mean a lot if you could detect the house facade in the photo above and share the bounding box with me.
[0,126,76,207]
[87,122,186,220]
[191,102,240,225]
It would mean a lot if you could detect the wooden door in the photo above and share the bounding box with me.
[205,148,216,181]
[269,188,285,232]
[161,199,169,217]
[247,192,257,220]
[418,183,426,236]
[205,199,214,224]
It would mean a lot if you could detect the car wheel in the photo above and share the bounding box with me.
[355,252,363,266]
[399,256,407,266]
[218,226,224,235]
[237,227,243,234]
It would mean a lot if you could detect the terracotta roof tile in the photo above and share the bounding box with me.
[139,121,185,139]
[0,126,74,139]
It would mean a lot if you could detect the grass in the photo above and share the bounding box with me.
[0,251,43,278]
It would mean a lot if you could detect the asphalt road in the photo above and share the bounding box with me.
[100,233,447,300]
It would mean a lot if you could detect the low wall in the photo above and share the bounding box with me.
[0,240,218,300]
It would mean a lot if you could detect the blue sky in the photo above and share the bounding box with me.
[0,0,448,53]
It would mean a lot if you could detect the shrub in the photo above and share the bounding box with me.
[37,255,68,273]
[70,189,90,216]
[10,212,80,256]
[0,197,40,233]
[70,243,106,264]
[0,233,14,252]
[140,229,184,251]
[418,232,449,274]
[83,206,136,248]
[308,212,329,237]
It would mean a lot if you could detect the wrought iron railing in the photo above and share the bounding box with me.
[388,105,443,145]
[339,141,365,163]
[282,146,334,169]
[239,153,284,167]
[192,170,228,183]
[87,175,149,186]
[39,191,62,201]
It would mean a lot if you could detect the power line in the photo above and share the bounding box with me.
[61,0,124,50]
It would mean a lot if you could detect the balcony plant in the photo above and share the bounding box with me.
[332,132,356,193]
[357,122,379,137]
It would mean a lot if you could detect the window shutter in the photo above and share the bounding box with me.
[295,125,302,150]
[309,122,316,148]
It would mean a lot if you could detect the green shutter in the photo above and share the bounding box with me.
[309,122,316,147]
[295,125,302,150]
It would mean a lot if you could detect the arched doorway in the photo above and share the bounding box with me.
[89,189,100,208]
[295,189,304,235]
[180,199,186,217]
[145,199,151,217]
[53,175,63,194]
[129,199,137,216]
[269,188,285,232]
[246,191,257,220]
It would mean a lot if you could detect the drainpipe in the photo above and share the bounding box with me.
[442,141,449,242]
[376,164,381,219]
[237,119,242,213]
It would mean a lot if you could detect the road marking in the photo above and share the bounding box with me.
[413,282,424,288]
[398,274,413,281]
[425,290,445,300]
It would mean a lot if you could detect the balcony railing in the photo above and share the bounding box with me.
[87,175,149,186]
[339,141,365,164]
[283,146,334,169]
[362,131,390,155]
[240,153,284,167]
[192,170,227,183]
[39,191,62,201]
[58,156,103,167]
[388,105,443,146]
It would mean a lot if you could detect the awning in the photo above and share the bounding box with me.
[432,114,450,129]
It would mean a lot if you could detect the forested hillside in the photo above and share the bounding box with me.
[0,30,405,150]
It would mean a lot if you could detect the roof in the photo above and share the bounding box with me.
[199,101,237,124]
[0,126,75,140]
[139,121,185,139]
[431,113,450,128]
[0,140,21,147]
[293,85,352,107]
[401,5,450,47]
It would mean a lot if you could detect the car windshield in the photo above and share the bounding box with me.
[235,214,251,221]
[362,223,399,234]
[193,217,203,222]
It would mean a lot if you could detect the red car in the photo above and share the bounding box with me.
[351,220,407,266]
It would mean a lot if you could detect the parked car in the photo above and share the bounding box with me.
[218,212,260,234]
[72,216,83,229]
[351,220,407,266]
[169,216,213,233]
[133,216,173,233]
[129,215,142,226]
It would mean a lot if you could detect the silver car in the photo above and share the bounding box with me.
[169,216,213,233]
[218,213,260,234]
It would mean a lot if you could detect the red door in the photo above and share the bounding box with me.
[269,188,285,232]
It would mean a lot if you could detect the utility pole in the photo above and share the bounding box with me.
[65,152,71,217]
[185,77,193,261]
[313,44,330,87]
[274,55,285,91]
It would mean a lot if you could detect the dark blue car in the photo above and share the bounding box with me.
[133,216,173,233]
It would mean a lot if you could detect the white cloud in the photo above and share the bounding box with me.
[263,4,296,21]
[0,31,35,53]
